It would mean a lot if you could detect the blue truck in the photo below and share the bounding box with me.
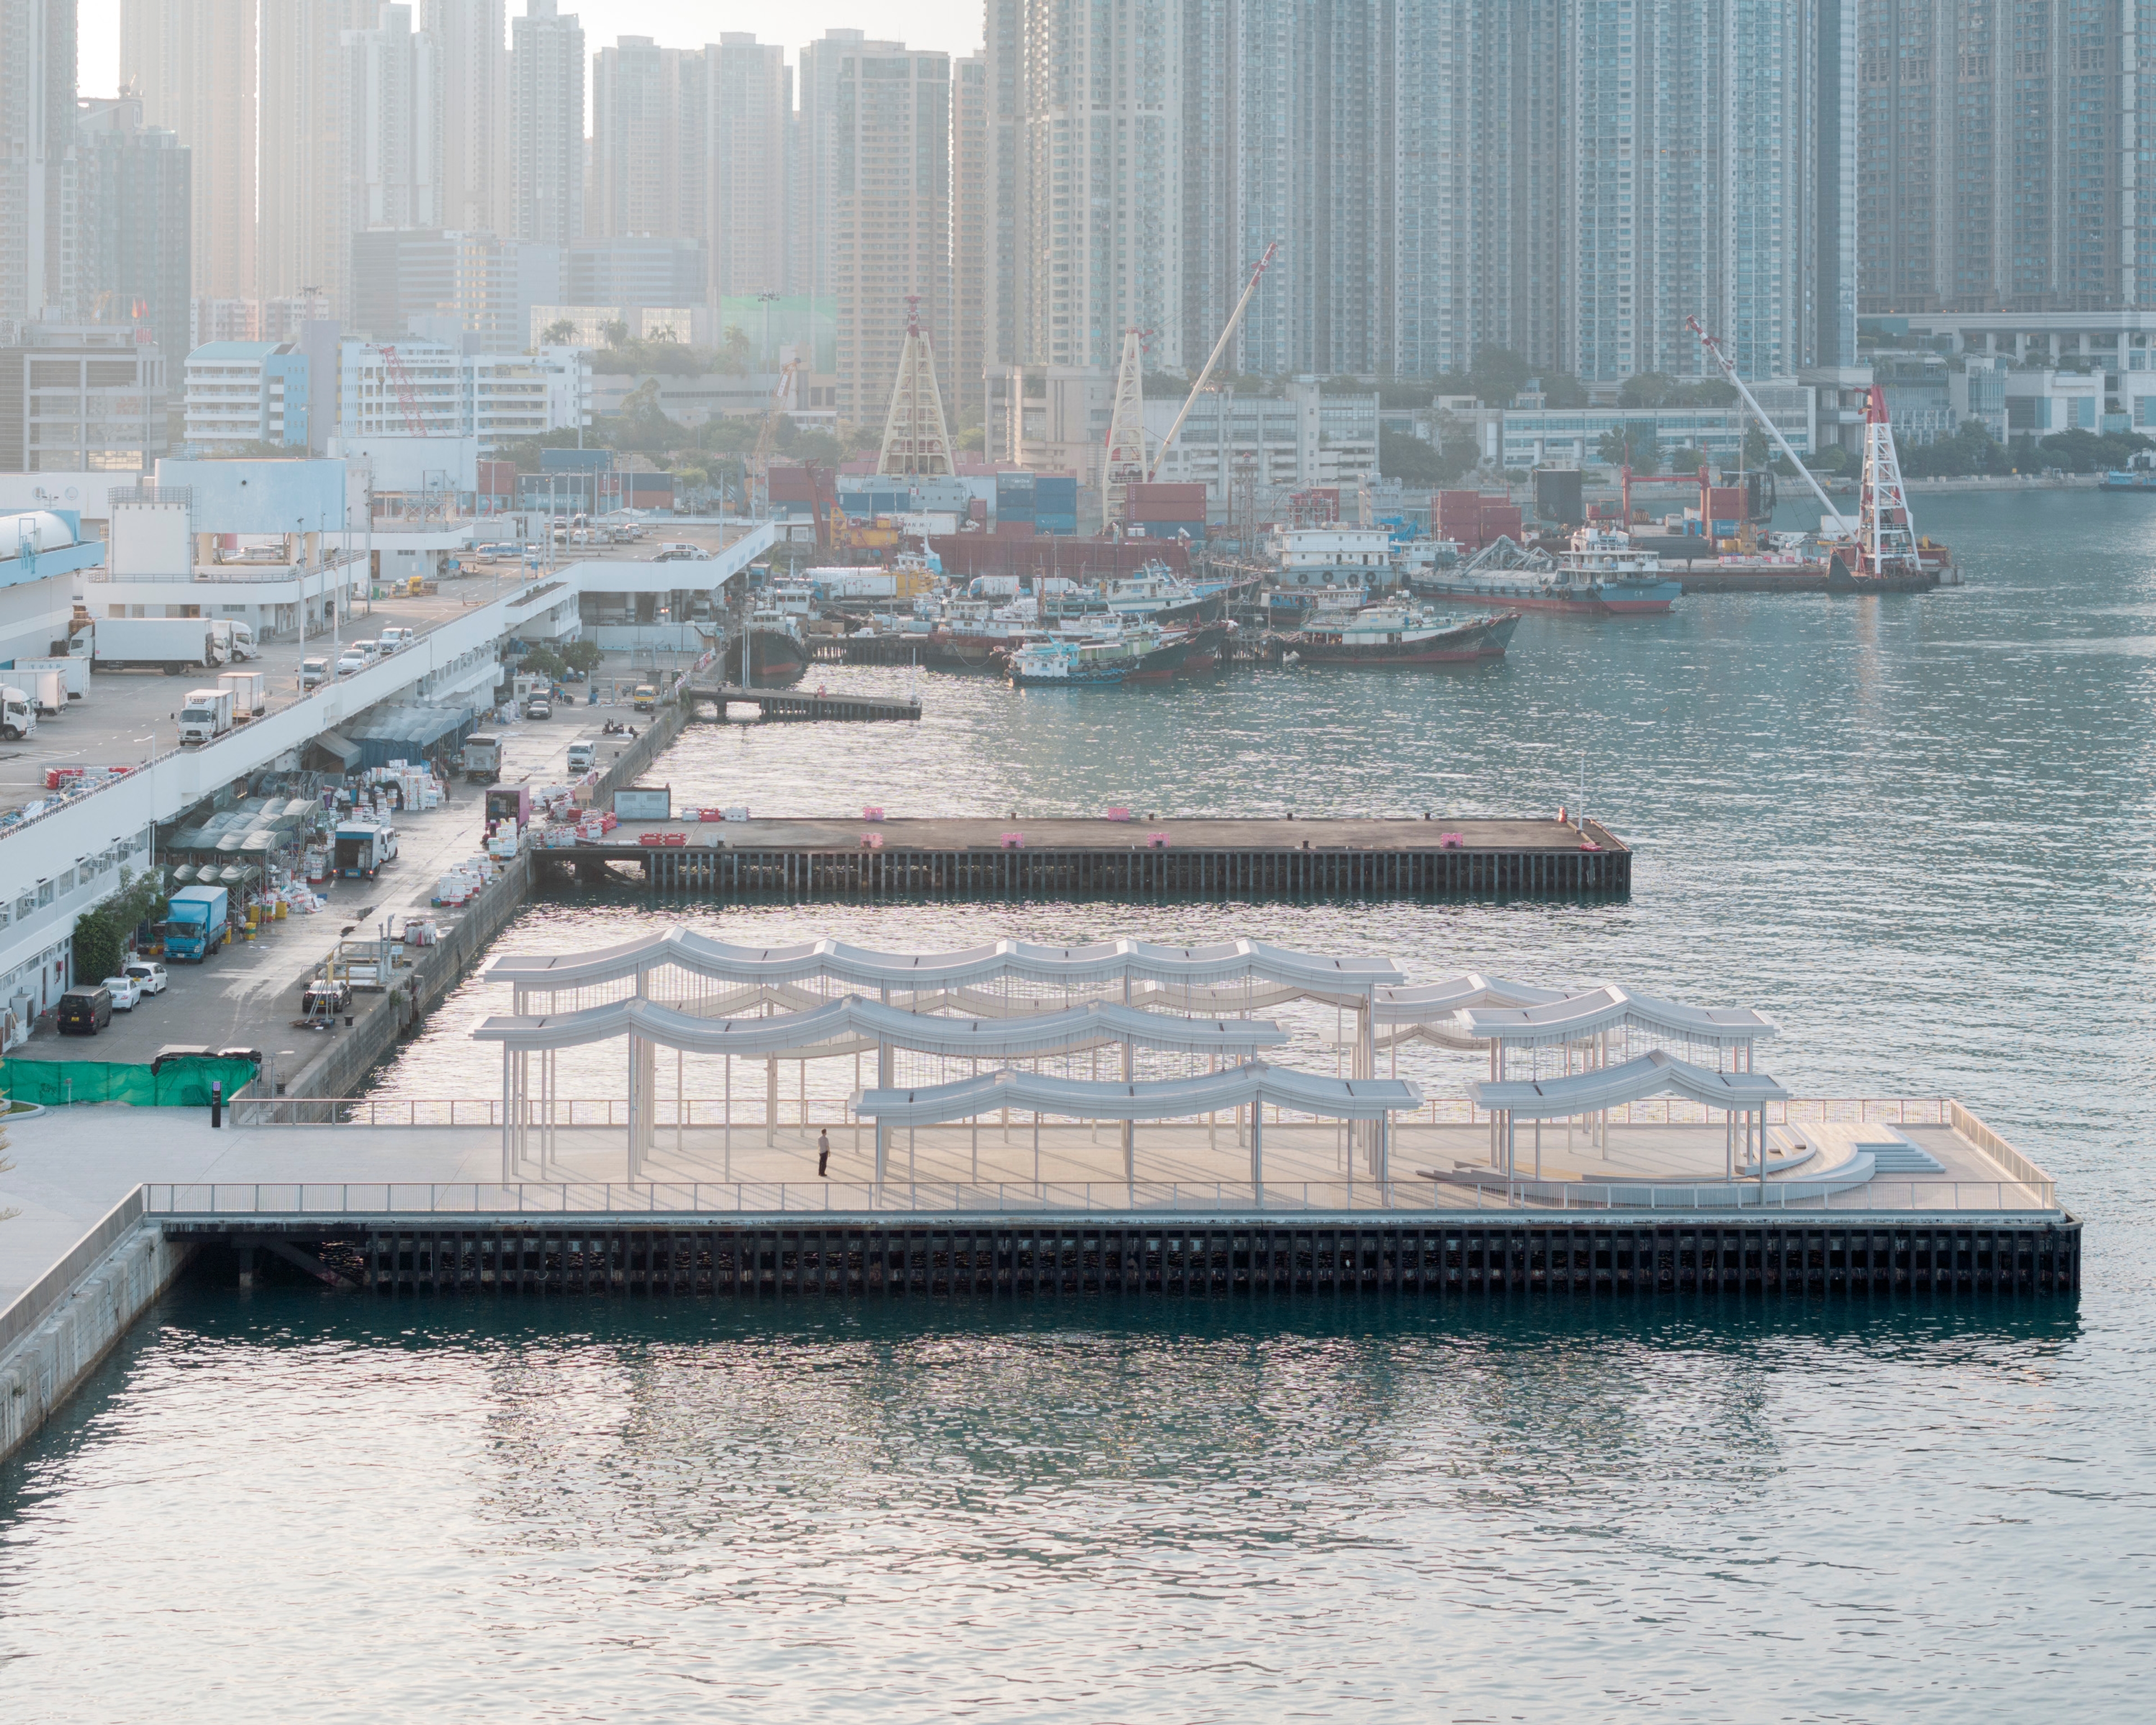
[165,883,231,962]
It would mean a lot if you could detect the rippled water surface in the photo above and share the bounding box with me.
[3,491,2153,1718]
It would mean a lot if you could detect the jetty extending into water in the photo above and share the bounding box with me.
[687,682,922,723]
[533,814,1630,900]
[0,927,2080,1459]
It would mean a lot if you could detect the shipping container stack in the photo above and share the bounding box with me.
[838,486,917,519]
[1432,490,1524,550]
[769,467,819,519]
[996,471,1035,531]
[1034,474,1079,535]
[1125,481,1207,544]
[624,474,674,510]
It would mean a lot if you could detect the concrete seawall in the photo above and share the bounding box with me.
[0,1194,189,1463]
[270,852,536,1106]
[0,687,704,1462]
[266,691,691,1108]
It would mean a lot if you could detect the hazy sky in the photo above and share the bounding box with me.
[76,1,984,100]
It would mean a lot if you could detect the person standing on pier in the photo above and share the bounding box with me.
[817,1129,831,1178]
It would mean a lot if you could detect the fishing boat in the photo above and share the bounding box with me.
[1273,604,1520,667]
[711,605,812,685]
[1180,618,1235,673]
[1413,526,1682,616]
[1007,637,1131,687]
[1121,623,1195,682]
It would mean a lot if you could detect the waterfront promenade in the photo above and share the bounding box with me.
[0,1094,2063,1309]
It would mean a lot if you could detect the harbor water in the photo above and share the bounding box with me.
[2,490,2151,1718]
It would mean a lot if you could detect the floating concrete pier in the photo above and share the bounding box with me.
[535,815,1630,900]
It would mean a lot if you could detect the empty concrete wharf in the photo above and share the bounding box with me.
[535,815,1630,900]
[687,682,921,723]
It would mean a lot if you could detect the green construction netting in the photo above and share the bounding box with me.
[1,1058,257,1107]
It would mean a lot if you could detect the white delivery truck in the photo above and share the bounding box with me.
[461,734,503,783]
[222,620,261,660]
[28,668,66,715]
[13,655,87,700]
[177,685,235,746]
[217,668,267,717]
[0,686,34,741]
[89,618,225,674]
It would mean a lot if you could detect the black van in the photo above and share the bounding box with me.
[56,985,113,1035]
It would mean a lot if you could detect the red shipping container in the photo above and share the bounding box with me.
[769,467,816,500]
[1707,486,1744,518]
[1126,482,1207,521]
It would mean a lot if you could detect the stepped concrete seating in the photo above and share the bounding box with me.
[1853,1123,1944,1173]
[1740,1125,1820,1178]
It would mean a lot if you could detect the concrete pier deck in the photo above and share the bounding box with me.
[687,683,923,723]
[539,815,1630,900]
[0,1098,2066,1303]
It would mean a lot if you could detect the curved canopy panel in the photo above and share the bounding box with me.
[473,996,1290,1061]
[1368,1021,1488,1054]
[1467,1049,1788,1119]
[1456,985,1779,1050]
[488,933,1401,1002]
[855,1062,1423,1125]
[1374,973,1569,1026]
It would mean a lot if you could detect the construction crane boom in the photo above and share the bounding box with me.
[380,344,427,437]
[1148,241,1278,483]
[1687,314,1832,522]
[751,358,800,515]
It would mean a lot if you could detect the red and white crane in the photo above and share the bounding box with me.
[1685,315,1834,522]
[1688,314,1921,579]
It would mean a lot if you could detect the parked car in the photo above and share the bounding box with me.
[122,960,168,996]
[300,656,331,688]
[525,697,552,720]
[56,984,113,1034]
[101,974,143,1010]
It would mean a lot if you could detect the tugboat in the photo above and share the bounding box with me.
[1273,604,1520,667]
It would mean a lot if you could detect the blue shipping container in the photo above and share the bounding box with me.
[1035,513,1078,536]
[1136,521,1205,542]
[1034,477,1078,508]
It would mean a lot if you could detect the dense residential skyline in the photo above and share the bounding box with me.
[10,0,2156,482]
